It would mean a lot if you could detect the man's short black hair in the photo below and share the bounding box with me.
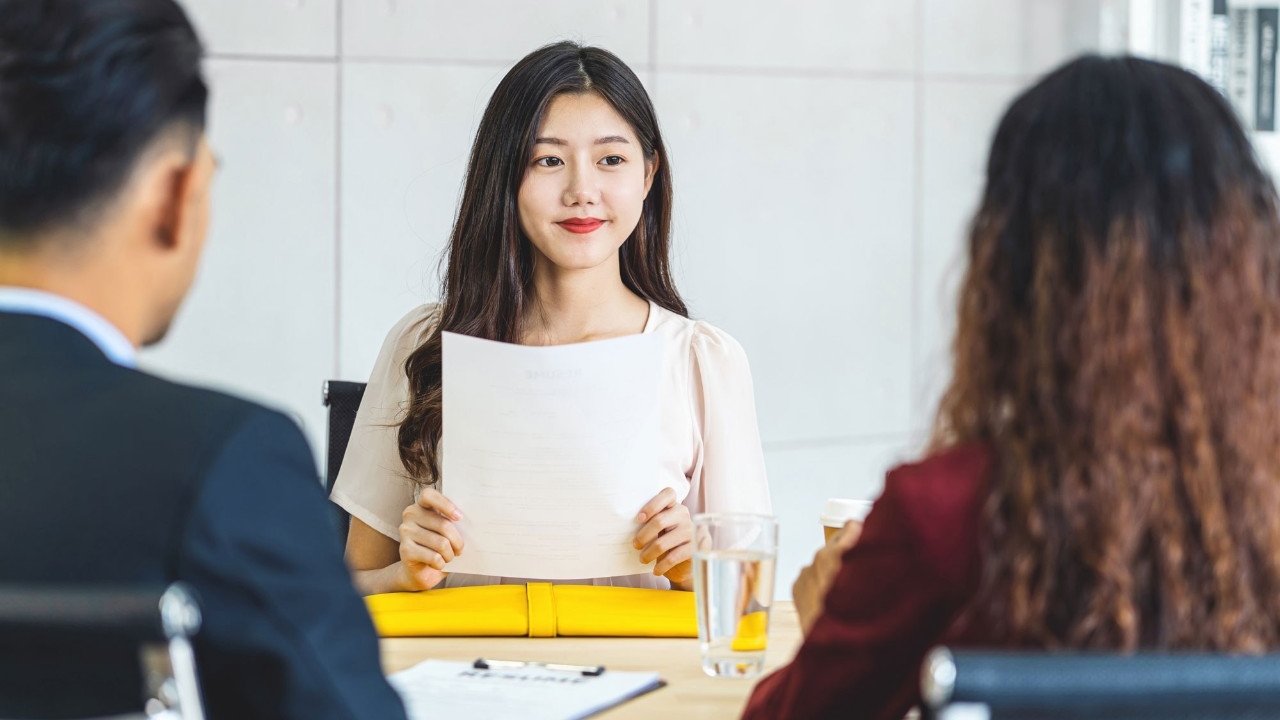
[0,0,207,243]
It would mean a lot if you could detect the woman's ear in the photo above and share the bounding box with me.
[643,152,660,200]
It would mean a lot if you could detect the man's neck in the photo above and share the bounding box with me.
[0,251,143,349]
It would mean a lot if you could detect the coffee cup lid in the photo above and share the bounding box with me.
[821,498,873,526]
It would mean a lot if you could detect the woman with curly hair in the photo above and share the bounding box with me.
[745,54,1280,720]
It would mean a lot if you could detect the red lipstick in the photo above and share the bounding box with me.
[558,218,604,234]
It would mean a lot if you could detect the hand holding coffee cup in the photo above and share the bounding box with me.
[821,498,874,543]
[794,499,874,636]
[794,519,862,637]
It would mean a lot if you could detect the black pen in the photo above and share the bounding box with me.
[473,658,606,676]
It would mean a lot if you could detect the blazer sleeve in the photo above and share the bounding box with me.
[741,472,972,720]
[177,408,408,720]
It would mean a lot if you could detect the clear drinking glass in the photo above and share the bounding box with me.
[691,513,778,678]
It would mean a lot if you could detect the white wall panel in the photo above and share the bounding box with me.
[656,0,916,73]
[338,63,504,381]
[342,0,650,66]
[922,0,1100,77]
[141,60,337,464]
[914,80,1022,430]
[766,436,914,600]
[657,73,916,445]
[182,0,337,57]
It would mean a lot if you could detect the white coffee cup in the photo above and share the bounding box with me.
[821,498,874,542]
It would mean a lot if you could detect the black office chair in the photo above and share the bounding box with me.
[0,583,204,720]
[322,380,367,543]
[922,647,1280,720]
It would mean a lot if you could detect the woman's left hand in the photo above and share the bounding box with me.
[634,487,694,590]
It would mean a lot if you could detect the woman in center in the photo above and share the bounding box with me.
[331,42,772,596]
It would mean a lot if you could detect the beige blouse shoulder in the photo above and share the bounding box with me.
[330,305,437,539]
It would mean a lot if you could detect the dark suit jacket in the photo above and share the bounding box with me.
[743,443,992,720]
[0,312,407,720]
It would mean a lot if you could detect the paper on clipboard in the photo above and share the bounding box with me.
[440,331,677,579]
[390,659,665,720]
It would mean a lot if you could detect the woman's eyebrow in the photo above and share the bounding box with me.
[533,135,631,145]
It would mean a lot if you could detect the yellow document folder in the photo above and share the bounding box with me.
[366,583,697,638]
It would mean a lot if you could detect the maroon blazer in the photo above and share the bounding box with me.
[743,443,992,720]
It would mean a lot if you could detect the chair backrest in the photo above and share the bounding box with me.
[922,647,1280,720]
[322,380,368,493]
[322,380,368,544]
[0,583,204,720]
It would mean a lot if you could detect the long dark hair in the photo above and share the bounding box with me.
[397,41,687,484]
[935,55,1280,650]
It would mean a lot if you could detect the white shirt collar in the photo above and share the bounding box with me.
[0,287,137,367]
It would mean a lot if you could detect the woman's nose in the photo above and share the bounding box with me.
[563,166,601,206]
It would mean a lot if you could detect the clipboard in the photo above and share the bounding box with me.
[390,658,666,720]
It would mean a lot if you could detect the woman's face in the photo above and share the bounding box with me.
[517,92,655,274]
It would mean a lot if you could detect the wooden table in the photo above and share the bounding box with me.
[380,601,802,719]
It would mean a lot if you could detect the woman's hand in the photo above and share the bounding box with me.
[634,487,694,590]
[394,488,465,592]
[793,519,862,636]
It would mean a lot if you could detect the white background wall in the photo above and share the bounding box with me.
[143,0,1108,599]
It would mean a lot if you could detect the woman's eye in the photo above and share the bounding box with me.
[600,155,625,167]
[535,156,563,167]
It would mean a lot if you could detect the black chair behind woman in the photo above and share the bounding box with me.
[322,380,367,542]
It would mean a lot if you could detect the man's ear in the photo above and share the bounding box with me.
[643,152,660,200]
[153,157,198,250]
[128,134,204,253]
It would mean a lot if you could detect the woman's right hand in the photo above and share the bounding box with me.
[793,519,861,636]
[394,488,465,591]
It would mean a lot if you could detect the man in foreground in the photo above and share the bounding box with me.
[0,1,407,717]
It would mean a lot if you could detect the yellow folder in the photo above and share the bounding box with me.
[365,583,698,638]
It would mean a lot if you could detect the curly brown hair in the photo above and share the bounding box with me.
[934,56,1280,651]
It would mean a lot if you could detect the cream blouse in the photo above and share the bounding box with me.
[330,302,772,590]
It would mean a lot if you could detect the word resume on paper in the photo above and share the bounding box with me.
[441,331,676,579]
[391,659,664,720]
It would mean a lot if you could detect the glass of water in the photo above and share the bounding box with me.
[692,513,778,678]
